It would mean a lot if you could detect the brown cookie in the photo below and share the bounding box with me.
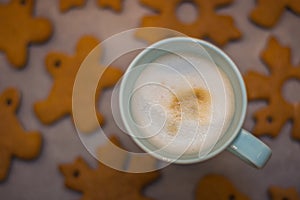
[0,0,52,68]
[269,186,300,200]
[59,156,160,200]
[34,35,123,131]
[97,0,123,12]
[0,88,42,181]
[250,0,300,28]
[196,174,250,200]
[136,0,241,46]
[59,0,86,12]
[244,36,300,140]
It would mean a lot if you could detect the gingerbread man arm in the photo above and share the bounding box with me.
[289,0,300,13]
[27,18,53,43]
[59,0,86,12]
[5,40,28,68]
[250,0,300,28]
[250,0,286,28]
[97,0,123,12]
[12,131,42,159]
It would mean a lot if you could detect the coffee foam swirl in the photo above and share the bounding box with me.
[131,52,235,156]
[167,88,211,135]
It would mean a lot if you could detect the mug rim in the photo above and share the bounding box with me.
[119,36,247,164]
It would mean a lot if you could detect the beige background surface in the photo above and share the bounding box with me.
[0,0,300,199]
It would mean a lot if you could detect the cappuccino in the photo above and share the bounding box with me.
[130,52,235,156]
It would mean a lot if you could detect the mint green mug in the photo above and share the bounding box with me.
[119,37,271,168]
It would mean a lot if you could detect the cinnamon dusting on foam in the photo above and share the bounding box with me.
[166,88,211,136]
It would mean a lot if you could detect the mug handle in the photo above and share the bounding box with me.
[227,129,272,168]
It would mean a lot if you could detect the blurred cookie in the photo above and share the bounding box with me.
[34,35,122,132]
[136,0,241,45]
[97,0,123,12]
[244,36,300,140]
[0,88,42,181]
[250,0,300,28]
[59,156,160,200]
[269,186,300,200]
[59,0,86,12]
[196,174,250,200]
[0,0,52,68]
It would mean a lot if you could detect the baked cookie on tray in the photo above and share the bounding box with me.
[244,36,300,140]
[0,88,42,181]
[136,0,241,46]
[0,0,52,68]
[196,174,250,200]
[34,35,122,132]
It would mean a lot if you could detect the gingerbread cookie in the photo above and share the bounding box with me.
[34,36,123,129]
[250,0,300,28]
[0,88,42,181]
[97,0,123,12]
[269,186,300,200]
[136,0,241,46]
[59,156,160,200]
[59,0,86,12]
[244,36,300,140]
[196,174,250,200]
[0,0,52,68]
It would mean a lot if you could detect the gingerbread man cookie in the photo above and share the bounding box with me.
[97,0,123,12]
[137,0,241,46]
[59,156,160,200]
[0,88,42,181]
[196,174,250,200]
[59,0,86,12]
[34,36,123,129]
[269,186,300,200]
[0,0,52,68]
[250,0,300,28]
[244,36,300,140]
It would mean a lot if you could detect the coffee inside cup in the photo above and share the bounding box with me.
[130,51,235,157]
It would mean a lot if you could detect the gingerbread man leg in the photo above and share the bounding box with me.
[0,151,11,181]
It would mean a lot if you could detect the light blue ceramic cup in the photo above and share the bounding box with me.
[119,37,271,168]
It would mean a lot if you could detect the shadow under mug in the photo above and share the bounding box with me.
[119,37,272,168]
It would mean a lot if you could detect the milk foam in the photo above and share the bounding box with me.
[131,52,235,156]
